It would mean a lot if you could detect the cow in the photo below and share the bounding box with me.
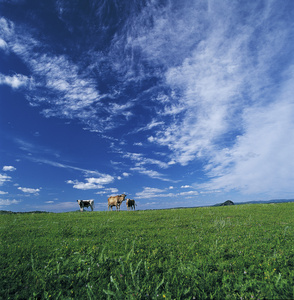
[107,194,126,211]
[126,199,136,211]
[77,199,94,212]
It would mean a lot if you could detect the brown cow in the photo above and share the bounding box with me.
[126,199,136,211]
[107,194,126,211]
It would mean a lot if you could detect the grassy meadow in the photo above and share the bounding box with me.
[0,203,294,299]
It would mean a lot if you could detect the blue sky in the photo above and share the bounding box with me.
[1,0,294,212]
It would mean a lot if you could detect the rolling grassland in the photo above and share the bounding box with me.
[0,203,293,299]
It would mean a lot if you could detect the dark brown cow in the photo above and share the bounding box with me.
[126,199,136,211]
[107,194,126,211]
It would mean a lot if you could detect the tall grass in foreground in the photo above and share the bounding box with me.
[0,203,294,299]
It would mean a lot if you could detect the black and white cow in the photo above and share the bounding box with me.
[77,200,94,212]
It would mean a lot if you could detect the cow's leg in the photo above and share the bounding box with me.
[91,205,93,211]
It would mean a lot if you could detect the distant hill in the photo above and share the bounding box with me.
[0,210,49,214]
[214,199,294,206]
[0,210,15,214]
[235,199,294,205]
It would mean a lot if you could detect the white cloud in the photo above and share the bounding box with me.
[108,188,119,194]
[0,73,32,89]
[96,188,119,195]
[0,191,8,195]
[136,187,179,199]
[124,152,169,169]
[136,187,166,199]
[3,166,16,172]
[179,190,199,197]
[67,175,114,190]
[136,120,165,133]
[0,199,21,206]
[200,84,294,195]
[118,172,130,180]
[136,186,196,200]
[18,187,40,194]
[0,174,11,186]
[130,166,169,182]
[181,185,191,189]
[0,38,8,51]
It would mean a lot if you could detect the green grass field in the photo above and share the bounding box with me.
[1,203,294,299]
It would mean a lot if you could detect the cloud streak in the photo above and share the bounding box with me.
[0,174,11,186]
[18,187,40,194]
[136,186,198,200]
[0,199,21,207]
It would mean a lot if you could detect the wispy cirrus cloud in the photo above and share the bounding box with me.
[130,0,294,196]
[15,138,61,158]
[29,54,104,120]
[0,16,111,131]
[29,157,103,177]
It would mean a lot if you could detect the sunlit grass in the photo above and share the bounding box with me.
[1,203,294,299]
